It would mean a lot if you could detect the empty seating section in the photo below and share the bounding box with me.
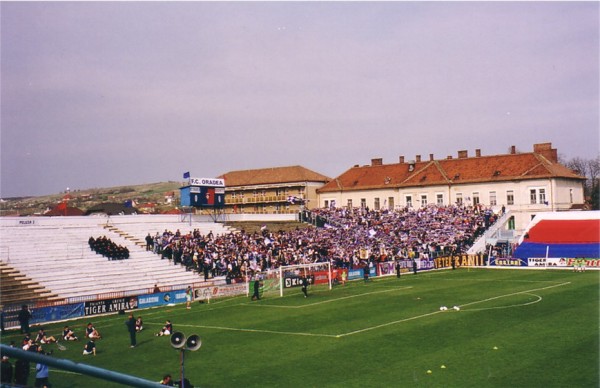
[0,216,233,301]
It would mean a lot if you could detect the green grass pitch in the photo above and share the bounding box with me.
[2,268,598,387]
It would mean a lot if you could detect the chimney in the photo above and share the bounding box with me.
[458,150,468,159]
[371,158,383,166]
[415,155,422,162]
[429,153,434,161]
[447,156,453,160]
[510,145,516,154]
[399,156,405,164]
[533,142,557,163]
[475,149,481,157]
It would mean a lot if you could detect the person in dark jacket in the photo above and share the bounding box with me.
[125,314,137,348]
[18,305,32,335]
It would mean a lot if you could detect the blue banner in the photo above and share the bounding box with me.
[35,303,85,323]
[137,290,188,309]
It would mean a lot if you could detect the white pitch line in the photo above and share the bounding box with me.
[466,292,542,311]
[457,281,570,308]
[337,281,571,338]
[160,322,339,338]
[246,286,414,309]
[148,282,570,340]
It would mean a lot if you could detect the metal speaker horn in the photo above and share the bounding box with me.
[170,332,186,349]
[185,334,202,351]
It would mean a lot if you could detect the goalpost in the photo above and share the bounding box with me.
[246,262,333,298]
[278,262,332,297]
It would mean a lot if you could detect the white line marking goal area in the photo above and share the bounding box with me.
[147,281,571,339]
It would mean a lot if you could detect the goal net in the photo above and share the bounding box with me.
[278,262,332,297]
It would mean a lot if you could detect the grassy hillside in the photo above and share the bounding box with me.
[1,182,182,216]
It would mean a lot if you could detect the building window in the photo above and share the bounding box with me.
[276,188,282,196]
[231,192,236,199]
[330,200,336,208]
[529,187,547,205]
[570,189,573,203]
[298,187,305,194]
[324,200,329,208]
[253,190,258,197]
[421,195,428,207]
[405,195,412,208]
[506,190,514,205]
[374,198,380,210]
[472,192,480,205]
[388,197,394,210]
[361,198,367,209]
[530,189,537,204]
[489,191,497,206]
[456,193,462,205]
[347,199,353,209]
[436,193,443,205]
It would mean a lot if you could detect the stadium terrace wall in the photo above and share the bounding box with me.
[1,282,247,331]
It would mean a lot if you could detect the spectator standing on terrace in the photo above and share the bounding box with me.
[18,305,32,335]
[146,233,154,251]
[125,313,136,348]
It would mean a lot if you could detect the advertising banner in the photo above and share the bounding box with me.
[36,303,85,323]
[137,290,187,309]
[84,297,138,316]
[526,257,600,268]
[489,257,528,267]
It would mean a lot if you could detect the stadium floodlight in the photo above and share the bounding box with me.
[169,332,202,388]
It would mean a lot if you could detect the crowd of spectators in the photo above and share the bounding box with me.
[148,204,495,280]
[88,236,130,260]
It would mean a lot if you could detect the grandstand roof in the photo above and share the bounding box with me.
[219,165,331,187]
[317,142,584,193]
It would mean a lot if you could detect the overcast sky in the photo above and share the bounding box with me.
[1,2,598,198]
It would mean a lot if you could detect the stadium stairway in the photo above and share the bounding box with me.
[0,262,62,308]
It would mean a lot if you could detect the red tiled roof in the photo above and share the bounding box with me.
[318,145,584,193]
[219,165,330,187]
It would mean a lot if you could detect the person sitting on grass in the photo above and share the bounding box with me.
[82,339,96,356]
[155,320,172,337]
[35,328,57,344]
[135,316,144,332]
[85,323,102,340]
[62,326,78,341]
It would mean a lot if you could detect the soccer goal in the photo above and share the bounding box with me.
[278,262,332,297]
[247,262,333,298]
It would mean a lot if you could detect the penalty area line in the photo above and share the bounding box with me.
[337,281,571,338]
[165,322,338,338]
[244,286,414,309]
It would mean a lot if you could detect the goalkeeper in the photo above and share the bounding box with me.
[301,276,309,298]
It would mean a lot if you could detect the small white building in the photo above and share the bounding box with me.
[317,143,586,234]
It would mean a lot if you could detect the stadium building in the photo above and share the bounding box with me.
[218,165,331,214]
[316,142,586,233]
